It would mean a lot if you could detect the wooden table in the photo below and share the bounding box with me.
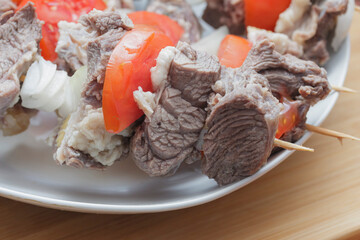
[1,15,360,240]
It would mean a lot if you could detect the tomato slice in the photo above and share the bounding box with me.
[275,98,300,139]
[12,0,23,5]
[18,0,106,61]
[128,11,184,45]
[39,22,59,61]
[103,26,174,133]
[244,0,291,31]
[217,35,252,68]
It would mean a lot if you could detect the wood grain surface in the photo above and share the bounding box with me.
[1,13,360,240]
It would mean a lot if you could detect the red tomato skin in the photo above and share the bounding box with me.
[217,35,252,68]
[103,27,174,134]
[128,11,184,45]
[244,0,291,31]
[18,0,106,61]
[12,0,23,5]
[275,98,300,139]
[40,22,59,61]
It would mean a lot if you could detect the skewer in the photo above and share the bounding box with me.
[273,83,357,151]
[274,138,314,152]
[274,124,359,152]
[331,85,357,94]
[274,119,359,152]
[306,124,360,141]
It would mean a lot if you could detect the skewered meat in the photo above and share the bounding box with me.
[0,2,336,185]
[0,3,42,117]
[0,3,41,136]
[202,0,245,35]
[244,40,329,144]
[275,0,312,37]
[55,10,133,168]
[203,0,350,65]
[204,40,330,185]
[247,27,304,58]
[132,39,330,184]
[147,0,202,43]
[0,0,15,17]
[56,21,92,72]
[131,43,220,176]
[276,0,349,65]
[303,0,348,65]
[203,65,281,185]
[245,39,330,106]
[56,10,133,72]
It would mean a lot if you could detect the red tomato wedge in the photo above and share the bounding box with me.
[18,0,106,61]
[275,98,300,139]
[103,26,174,134]
[244,0,291,31]
[128,11,184,45]
[39,22,59,62]
[12,0,23,5]
[217,35,252,68]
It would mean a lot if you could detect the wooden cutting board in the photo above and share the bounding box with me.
[1,13,360,240]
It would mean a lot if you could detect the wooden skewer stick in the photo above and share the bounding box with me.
[306,124,360,141]
[331,85,357,94]
[356,6,360,12]
[274,138,314,152]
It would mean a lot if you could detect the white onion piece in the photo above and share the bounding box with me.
[20,57,87,118]
[42,70,68,112]
[58,66,87,117]
[332,0,354,51]
[58,82,75,119]
[21,58,58,109]
[69,66,87,105]
[191,26,229,56]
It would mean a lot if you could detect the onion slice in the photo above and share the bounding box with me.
[191,26,229,56]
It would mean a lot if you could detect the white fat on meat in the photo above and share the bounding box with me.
[20,57,86,118]
[133,87,156,118]
[275,0,311,34]
[291,6,318,45]
[134,47,179,117]
[247,26,303,57]
[56,21,96,70]
[150,46,179,91]
[57,107,125,166]
[275,0,318,45]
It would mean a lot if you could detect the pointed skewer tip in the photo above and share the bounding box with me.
[331,85,357,94]
[274,139,314,152]
[306,124,360,142]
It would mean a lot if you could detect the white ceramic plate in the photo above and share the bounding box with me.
[0,2,351,213]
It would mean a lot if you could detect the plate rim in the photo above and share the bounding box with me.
[0,37,351,214]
